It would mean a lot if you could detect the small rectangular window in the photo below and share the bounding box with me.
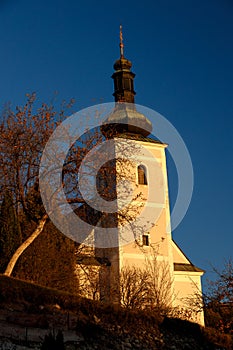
[142,234,149,246]
[137,165,147,185]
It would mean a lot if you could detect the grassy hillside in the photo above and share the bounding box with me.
[0,274,232,350]
[0,274,84,309]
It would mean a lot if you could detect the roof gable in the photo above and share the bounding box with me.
[172,240,192,264]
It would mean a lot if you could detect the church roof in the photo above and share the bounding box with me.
[115,132,162,144]
[102,104,153,137]
[172,240,205,273]
[174,263,204,273]
[77,254,111,266]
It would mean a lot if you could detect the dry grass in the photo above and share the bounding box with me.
[0,274,232,349]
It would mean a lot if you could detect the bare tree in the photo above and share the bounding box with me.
[119,266,149,309]
[77,264,101,301]
[0,94,74,276]
[118,247,174,313]
[0,96,145,282]
[204,259,233,334]
[145,257,173,314]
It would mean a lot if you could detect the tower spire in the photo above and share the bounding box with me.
[112,26,136,104]
[119,24,124,58]
[101,27,152,137]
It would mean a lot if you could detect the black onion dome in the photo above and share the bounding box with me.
[113,57,132,71]
[101,103,152,137]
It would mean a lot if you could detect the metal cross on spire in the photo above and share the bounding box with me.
[119,24,124,58]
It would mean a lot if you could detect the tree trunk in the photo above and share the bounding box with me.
[4,214,48,276]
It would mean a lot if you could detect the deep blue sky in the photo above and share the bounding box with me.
[1,0,233,288]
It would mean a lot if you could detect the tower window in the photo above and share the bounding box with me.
[142,234,149,246]
[123,78,131,90]
[137,165,147,185]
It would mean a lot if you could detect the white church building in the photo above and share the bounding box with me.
[75,29,204,326]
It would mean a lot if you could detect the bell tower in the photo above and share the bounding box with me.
[76,27,205,326]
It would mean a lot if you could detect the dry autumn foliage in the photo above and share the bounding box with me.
[0,94,76,285]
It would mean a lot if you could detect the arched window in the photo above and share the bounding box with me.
[137,165,148,185]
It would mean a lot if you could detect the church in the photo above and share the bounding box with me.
[75,28,205,326]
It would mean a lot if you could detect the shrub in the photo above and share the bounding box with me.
[203,327,233,350]
[41,330,65,350]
